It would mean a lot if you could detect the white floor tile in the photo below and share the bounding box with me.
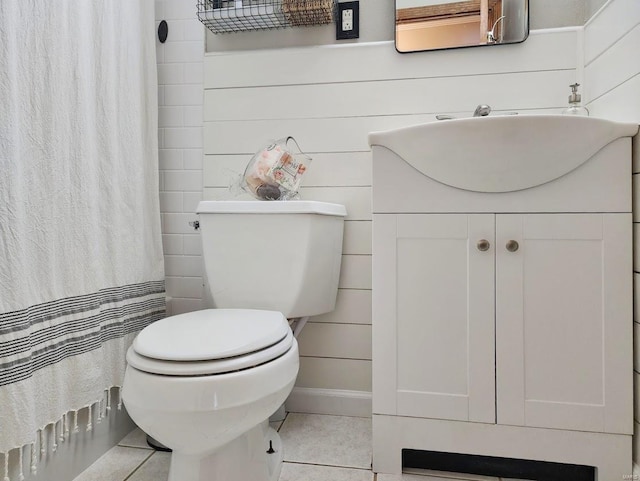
[279,413,372,469]
[127,451,171,481]
[72,446,152,481]
[75,415,533,481]
[118,428,153,450]
[279,462,373,481]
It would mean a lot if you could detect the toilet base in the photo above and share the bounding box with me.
[167,420,284,481]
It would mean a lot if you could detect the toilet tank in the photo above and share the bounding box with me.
[196,201,346,318]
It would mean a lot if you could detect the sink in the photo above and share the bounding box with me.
[368,115,638,193]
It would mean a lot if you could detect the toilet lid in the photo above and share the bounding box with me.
[126,329,294,376]
[132,309,290,362]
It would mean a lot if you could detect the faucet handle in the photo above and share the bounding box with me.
[436,105,493,120]
[473,105,492,117]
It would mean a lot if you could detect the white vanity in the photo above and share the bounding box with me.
[370,116,639,479]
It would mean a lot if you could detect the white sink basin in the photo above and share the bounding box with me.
[368,115,638,193]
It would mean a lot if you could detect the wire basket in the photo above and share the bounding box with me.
[197,0,335,33]
[197,0,287,33]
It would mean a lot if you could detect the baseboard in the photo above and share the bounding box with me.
[285,387,372,418]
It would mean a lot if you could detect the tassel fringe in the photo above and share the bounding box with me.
[1,386,123,481]
[73,410,79,434]
[3,451,9,481]
[59,415,66,443]
[39,430,45,459]
[29,444,36,476]
[86,404,93,432]
[17,447,23,481]
[52,423,58,452]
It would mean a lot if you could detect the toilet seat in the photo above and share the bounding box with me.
[126,309,293,376]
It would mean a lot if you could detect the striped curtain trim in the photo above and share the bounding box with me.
[0,281,166,387]
[0,281,165,334]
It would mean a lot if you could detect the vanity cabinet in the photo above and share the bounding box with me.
[374,214,496,424]
[369,115,638,479]
[374,213,631,434]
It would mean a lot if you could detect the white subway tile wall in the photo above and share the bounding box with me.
[156,0,205,315]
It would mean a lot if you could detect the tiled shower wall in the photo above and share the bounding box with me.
[583,0,640,466]
[155,0,205,316]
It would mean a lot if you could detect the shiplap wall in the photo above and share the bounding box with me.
[203,28,578,414]
[205,0,599,52]
[583,0,640,466]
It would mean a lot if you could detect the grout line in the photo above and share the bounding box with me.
[122,450,156,481]
[283,460,373,471]
[116,444,154,451]
[278,411,289,432]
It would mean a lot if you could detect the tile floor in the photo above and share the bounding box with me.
[71,413,526,481]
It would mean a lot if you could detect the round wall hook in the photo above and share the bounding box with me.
[158,20,168,43]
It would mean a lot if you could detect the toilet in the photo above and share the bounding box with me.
[122,200,346,481]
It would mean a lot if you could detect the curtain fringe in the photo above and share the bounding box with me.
[16,448,23,481]
[1,386,123,481]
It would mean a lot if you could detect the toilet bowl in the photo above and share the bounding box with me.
[122,309,299,481]
[122,200,346,481]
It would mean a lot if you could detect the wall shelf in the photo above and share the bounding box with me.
[197,0,335,34]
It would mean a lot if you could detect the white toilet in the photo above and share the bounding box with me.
[122,200,346,481]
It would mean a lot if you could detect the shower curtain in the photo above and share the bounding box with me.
[0,0,165,475]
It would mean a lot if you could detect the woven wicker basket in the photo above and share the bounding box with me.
[282,0,335,26]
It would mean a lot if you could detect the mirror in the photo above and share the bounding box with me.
[396,0,529,53]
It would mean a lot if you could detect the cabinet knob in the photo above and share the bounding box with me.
[506,240,519,252]
[476,239,490,251]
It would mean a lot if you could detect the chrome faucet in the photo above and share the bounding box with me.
[436,104,515,121]
[473,104,492,117]
[487,16,506,43]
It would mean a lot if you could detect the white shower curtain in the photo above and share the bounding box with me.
[0,0,165,471]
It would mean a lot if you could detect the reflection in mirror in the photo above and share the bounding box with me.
[395,0,528,53]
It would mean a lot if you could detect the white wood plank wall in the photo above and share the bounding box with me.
[584,0,640,465]
[203,29,578,411]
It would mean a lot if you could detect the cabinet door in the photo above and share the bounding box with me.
[496,214,632,434]
[373,214,495,423]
